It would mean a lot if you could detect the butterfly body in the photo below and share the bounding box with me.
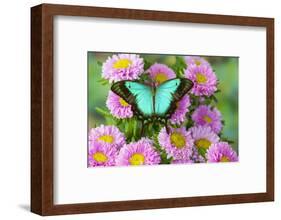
[111,78,193,121]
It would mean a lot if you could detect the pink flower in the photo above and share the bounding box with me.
[102,54,144,83]
[184,56,211,67]
[106,91,133,119]
[185,64,217,96]
[169,95,191,125]
[158,127,194,162]
[206,142,238,163]
[88,142,117,167]
[89,125,126,149]
[192,105,222,133]
[147,63,176,86]
[189,125,220,153]
[116,138,161,166]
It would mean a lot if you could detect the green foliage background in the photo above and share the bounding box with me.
[88,52,238,153]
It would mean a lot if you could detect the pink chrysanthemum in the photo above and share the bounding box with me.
[106,91,133,119]
[158,127,193,162]
[88,142,117,167]
[184,56,211,67]
[116,138,160,166]
[88,125,126,149]
[146,63,176,86]
[189,125,220,153]
[206,142,238,163]
[185,64,217,96]
[192,105,222,133]
[102,54,144,83]
[170,95,191,125]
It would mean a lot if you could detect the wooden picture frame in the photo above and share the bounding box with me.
[31,3,274,216]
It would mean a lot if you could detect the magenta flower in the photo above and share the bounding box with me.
[106,91,133,119]
[146,63,176,86]
[102,54,144,83]
[89,125,126,149]
[158,127,193,162]
[206,142,238,163]
[116,138,160,166]
[192,105,222,133]
[189,125,220,152]
[169,95,191,125]
[184,56,211,67]
[88,142,117,167]
[185,64,217,96]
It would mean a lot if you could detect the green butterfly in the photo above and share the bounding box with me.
[111,78,193,134]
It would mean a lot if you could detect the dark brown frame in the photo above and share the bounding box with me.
[31,3,274,216]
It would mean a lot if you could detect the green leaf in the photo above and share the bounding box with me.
[197,147,207,157]
[144,59,152,70]
[210,95,218,103]
[95,107,111,117]
[203,97,212,105]
[169,56,187,77]
[139,73,152,83]
[132,119,139,140]
[185,118,194,130]
[160,152,173,164]
[97,78,109,86]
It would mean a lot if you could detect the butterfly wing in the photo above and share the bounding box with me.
[111,81,154,118]
[155,78,193,118]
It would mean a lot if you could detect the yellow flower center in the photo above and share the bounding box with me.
[170,132,186,149]
[195,60,201,66]
[93,152,108,163]
[113,59,132,69]
[203,115,212,123]
[196,73,207,84]
[220,156,230,162]
[195,138,211,149]
[129,153,145,165]
[119,97,129,107]
[154,73,168,84]
[98,135,114,144]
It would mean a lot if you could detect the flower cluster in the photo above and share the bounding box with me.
[88,54,238,167]
[88,126,160,167]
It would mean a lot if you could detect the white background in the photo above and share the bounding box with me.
[0,0,279,219]
[54,16,266,204]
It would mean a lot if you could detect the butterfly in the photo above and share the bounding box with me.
[111,78,193,134]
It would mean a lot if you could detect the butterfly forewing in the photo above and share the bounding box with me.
[124,82,154,117]
[111,81,154,118]
[155,79,181,116]
[155,78,193,118]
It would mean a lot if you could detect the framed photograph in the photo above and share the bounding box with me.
[31,4,274,216]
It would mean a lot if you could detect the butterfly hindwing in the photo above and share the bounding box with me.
[155,78,193,118]
[111,81,154,118]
